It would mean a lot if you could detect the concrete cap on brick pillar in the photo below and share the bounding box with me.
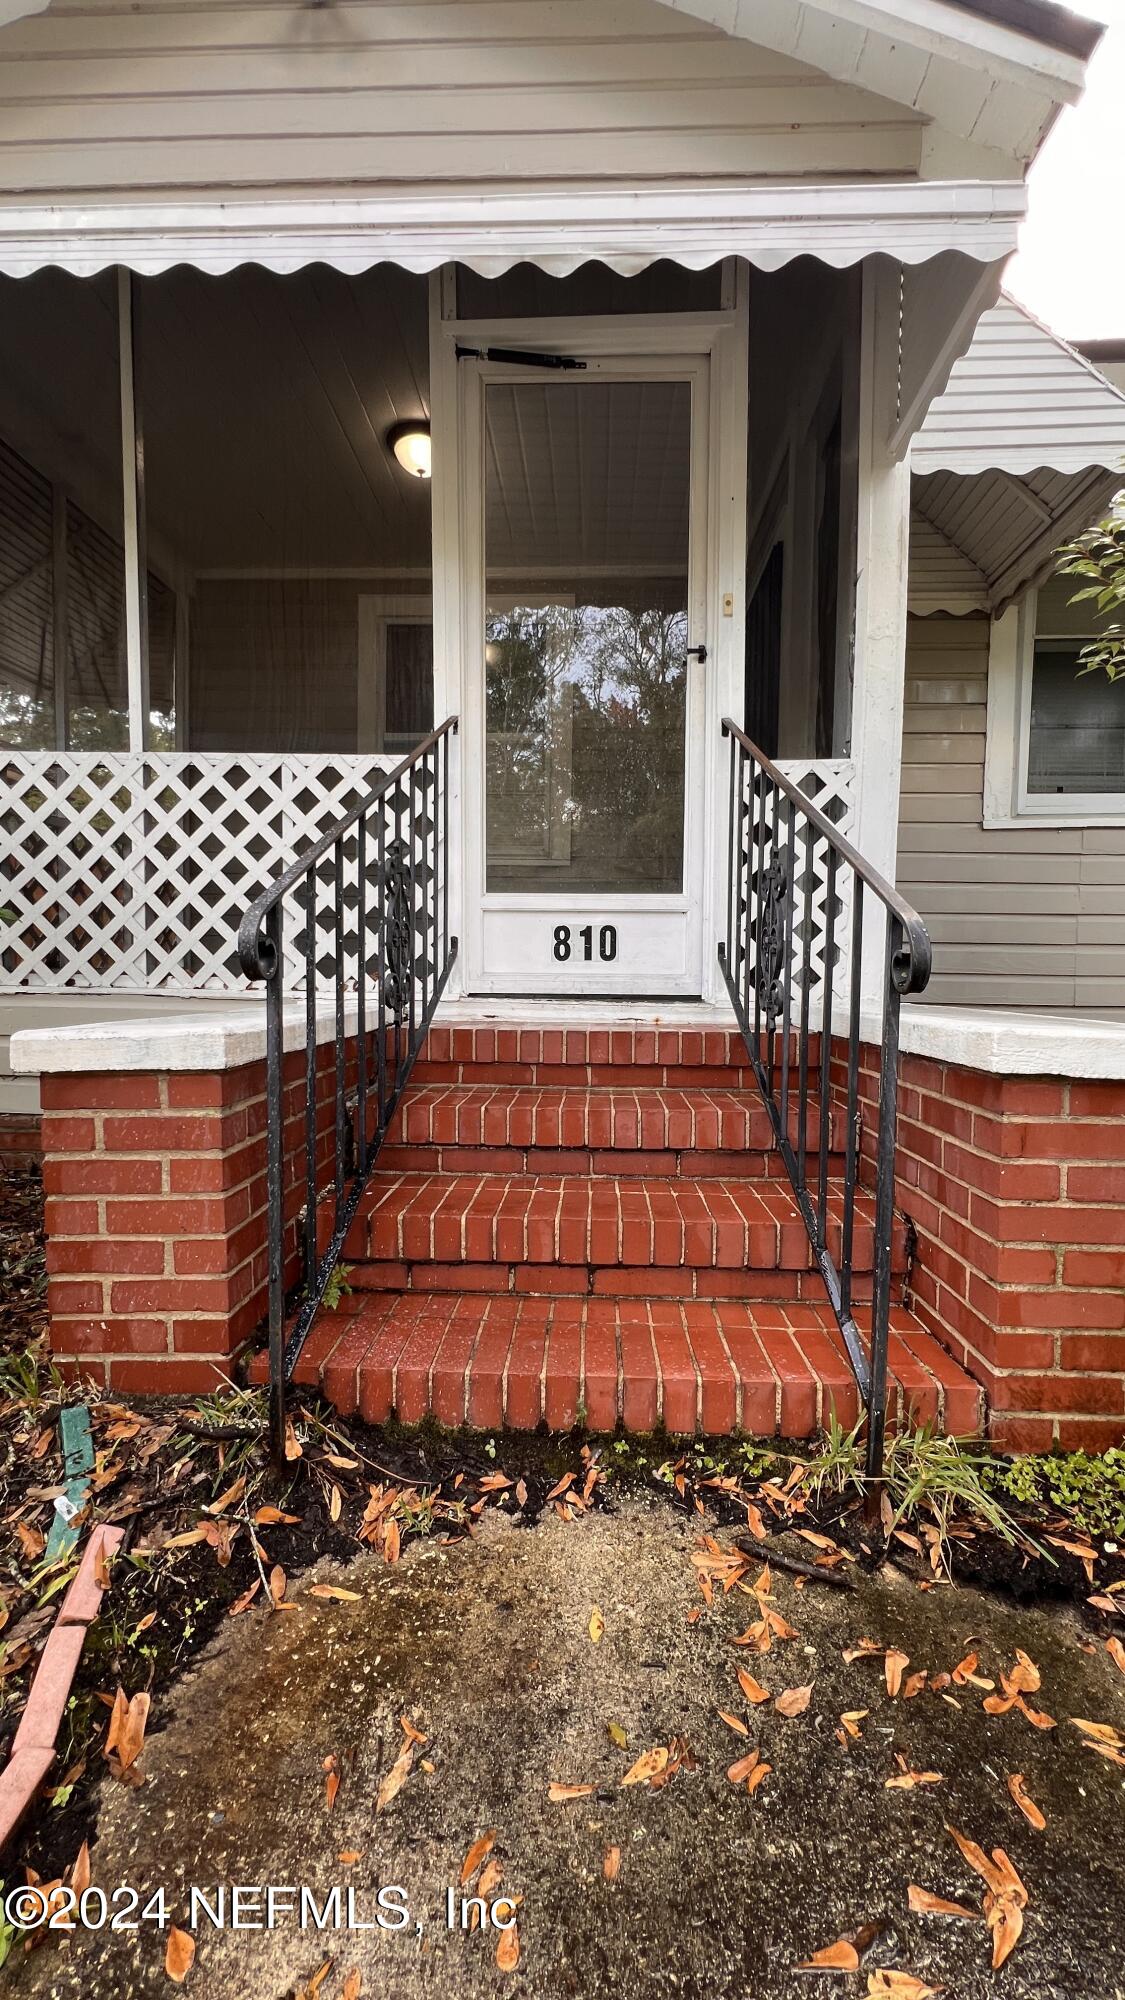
[13,1001,1125,1081]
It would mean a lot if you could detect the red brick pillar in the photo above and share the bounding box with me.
[39,1064,271,1394]
[886,1057,1125,1452]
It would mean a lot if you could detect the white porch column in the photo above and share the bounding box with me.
[850,257,911,1010]
[117,267,150,752]
[427,266,464,998]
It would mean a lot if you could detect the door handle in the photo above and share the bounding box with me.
[683,644,707,664]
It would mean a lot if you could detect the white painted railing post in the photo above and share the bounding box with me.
[850,258,912,1014]
[118,267,150,753]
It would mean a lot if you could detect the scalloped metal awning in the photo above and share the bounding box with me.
[909,295,1125,613]
[0,180,1026,281]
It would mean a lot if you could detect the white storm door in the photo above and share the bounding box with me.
[462,355,710,997]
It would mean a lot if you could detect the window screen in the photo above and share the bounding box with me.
[1027,639,1125,796]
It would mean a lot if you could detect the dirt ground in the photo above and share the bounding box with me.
[7,1494,1125,2000]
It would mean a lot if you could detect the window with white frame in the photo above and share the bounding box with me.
[985,569,1125,823]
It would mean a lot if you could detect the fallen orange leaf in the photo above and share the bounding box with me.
[737,1671,771,1706]
[1107,1636,1125,1675]
[718,1709,750,1737]
[324,1754,340,1811]
[1071,1716,1124,1746]
[907,1885,980,1920]
[496,1922,520,1972]
[885,1649,909,1698]
[375,1742,414,1813]
[865,1974,942,1999]
[548,1782,595,1802]
[621,1747,670,1787]
[165,1926,196,1983]
[1006,1774,1045,1831]
[775,1684,813,1717]
[460,1832,497,1886]
[798,1939,860,1971]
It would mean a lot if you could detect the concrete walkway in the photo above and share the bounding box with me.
[11,1497,1125,1999]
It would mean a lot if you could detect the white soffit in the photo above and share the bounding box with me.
[912,463,1123,613]
[907,505,988,614]
[913,293,1125,478]
[0,180,1026,280]
[656,0,1101,161]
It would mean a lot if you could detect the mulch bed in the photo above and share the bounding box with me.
[2,1166,1122,1903]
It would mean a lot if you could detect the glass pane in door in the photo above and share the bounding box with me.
[484,377,691,894]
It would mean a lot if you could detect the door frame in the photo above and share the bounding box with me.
[428,274,750,1004]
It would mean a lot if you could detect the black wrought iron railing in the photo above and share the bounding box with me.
[238,719,458,1460]
[718,718,931,1482]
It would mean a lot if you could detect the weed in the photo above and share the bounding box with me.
[321,1262,353,1313]
[983,1447,1125,1544]
[781,1417,1032,1567]
[0,1336,58,1406]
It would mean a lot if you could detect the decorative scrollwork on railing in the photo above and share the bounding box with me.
[755,846,789,1028]
[381,835,414,1023]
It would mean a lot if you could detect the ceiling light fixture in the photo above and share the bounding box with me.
[387,420,431,479]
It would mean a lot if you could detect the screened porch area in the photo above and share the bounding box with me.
[0,253,859,1011]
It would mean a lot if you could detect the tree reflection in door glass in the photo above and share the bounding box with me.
[484,377,691,895]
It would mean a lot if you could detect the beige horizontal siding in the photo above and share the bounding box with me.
[896,612,1125,1017]
[0,0,926,195]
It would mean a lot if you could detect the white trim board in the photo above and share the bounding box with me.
[0,181,1026,280]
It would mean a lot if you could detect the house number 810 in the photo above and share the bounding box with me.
[553,924,618,963]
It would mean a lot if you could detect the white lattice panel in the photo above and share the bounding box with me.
[0,752,398,993]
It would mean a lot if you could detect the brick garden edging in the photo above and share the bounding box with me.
[0,1525,124,1851]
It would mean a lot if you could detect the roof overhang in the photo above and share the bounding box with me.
[656,0,1103,163]
[0,178,1027,280]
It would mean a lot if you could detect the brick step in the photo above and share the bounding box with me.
[340,1172,902,1283]
[414,1023,777,1090]
[382,1084,846,1180]
[252,1292,981,1439]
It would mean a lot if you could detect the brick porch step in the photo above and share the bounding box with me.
[253,1291,981,1438]
[340,1171,900,1292]
[380,1083,846,1180]
[414,1023,764,1089]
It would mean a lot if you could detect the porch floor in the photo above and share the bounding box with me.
[251,1021,982,1440]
